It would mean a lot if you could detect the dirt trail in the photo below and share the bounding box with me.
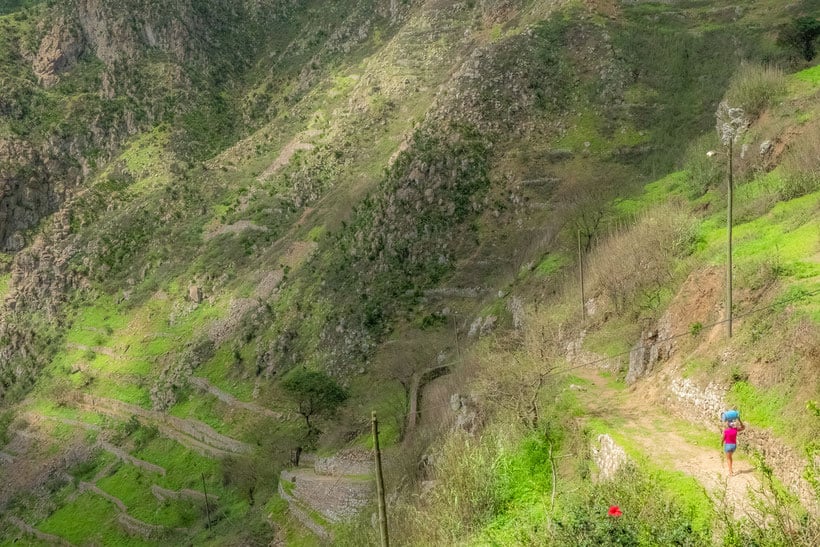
[574,365,760,518]
[257,133,318,182]
[278,450,373,541]
[189,376,289,420]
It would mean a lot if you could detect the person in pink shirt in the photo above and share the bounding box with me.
[722,418,745,475]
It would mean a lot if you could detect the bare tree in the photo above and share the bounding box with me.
[553,176,618,253]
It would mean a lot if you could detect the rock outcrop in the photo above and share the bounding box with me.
[33,18,86,87]
[626,315,673,385]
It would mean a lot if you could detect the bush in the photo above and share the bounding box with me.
[777,16,820,62]
[392,428,514,544]
[683,134,723,198]
[550,465,711,546]
[779,121,820,200]
[587,204,698,314]
[724,63,787,119]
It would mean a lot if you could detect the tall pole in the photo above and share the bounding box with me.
[727,138,733,338]
[372,412,389,547]
[578,229,586,323]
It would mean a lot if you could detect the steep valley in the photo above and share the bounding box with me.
[0,0,818,545]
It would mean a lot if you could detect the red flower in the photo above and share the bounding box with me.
[608,505,622,517]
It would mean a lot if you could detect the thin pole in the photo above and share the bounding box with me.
[202,473,212,529]
[372,412,389,547]
[578,229,586,323]
[727,139,733,338]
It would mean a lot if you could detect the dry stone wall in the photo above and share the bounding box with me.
[315,448,372,477]
[591,433,628,481]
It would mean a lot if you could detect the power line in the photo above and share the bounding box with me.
[549,286,820,377]
[405,286,820,416]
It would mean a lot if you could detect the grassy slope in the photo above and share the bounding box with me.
[1,0,818,545]
[384,62,819,545]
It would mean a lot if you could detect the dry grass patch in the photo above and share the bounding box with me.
[780,120,820,199]
[586,204,698,314]
[725,63,788,120]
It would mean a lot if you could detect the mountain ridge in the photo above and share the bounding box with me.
[0,0,818,544]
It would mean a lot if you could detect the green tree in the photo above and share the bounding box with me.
[777,16,820,61]
[281,368,348,438]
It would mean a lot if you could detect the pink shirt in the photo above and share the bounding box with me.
[723,428,738,444]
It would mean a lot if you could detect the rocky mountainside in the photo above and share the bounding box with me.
[0,0,818,544]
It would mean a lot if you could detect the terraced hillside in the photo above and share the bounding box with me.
[0,0,818,545]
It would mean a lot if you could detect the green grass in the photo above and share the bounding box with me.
[794,63,820,85]
[701,190,819,267]
[727,381,790,434]
[279,478,295,496]
[169,395,238,436]
[133,438,220,492]
[613,171,688,217]
[88,378,151,407]
[97,465,203,527]
[533,253,568,277]
[197,346,256,401]
[37,493,153,546]
[65,296,128,342]
[264,494,324,544]
[554,109,647,155]
[28,399,108,428]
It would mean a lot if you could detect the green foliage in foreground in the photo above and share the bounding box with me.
[545,466,711,547]
[376,421,714,546]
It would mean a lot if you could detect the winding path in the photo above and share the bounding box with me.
[406,363,452,433]
[278,450,374,541]
[573,365,761,518]
[190,376,289,420]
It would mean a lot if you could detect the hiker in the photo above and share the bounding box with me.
[722,418,745,475]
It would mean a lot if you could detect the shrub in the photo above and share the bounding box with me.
[724,63,787,119]
[551,465,711,546]
[779,121,820,200]
[777,16,820,62]
[587,204,698,314]
[392,428,513,544]
[683,134,723,198]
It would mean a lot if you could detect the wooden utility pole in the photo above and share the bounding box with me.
[578,229,586,323]
[727,138,733,338]
[202,473,212,529]
[372,412,389,547]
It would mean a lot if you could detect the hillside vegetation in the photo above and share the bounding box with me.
[0,0,818,545]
